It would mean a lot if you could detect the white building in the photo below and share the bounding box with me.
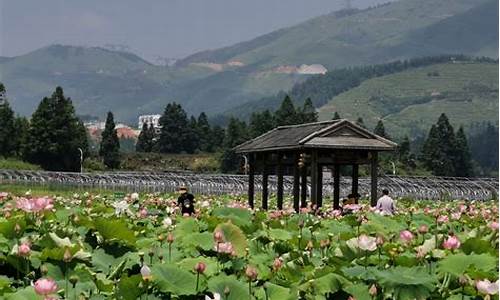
[138,114,161,129]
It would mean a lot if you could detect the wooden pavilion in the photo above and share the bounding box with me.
[234,119,397,211]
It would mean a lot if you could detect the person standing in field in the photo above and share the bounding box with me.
[177,186,195,216]
[376,189,395,215]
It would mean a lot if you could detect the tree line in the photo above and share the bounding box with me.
[0,82,496,177]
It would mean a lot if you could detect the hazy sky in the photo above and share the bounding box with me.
[1,0,385,61]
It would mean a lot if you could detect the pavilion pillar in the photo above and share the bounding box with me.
[370,152,378,207]
[317,165,323,208]
[300,165,307,208]
[276,154,284,210]
[352,164,359,203]
[262,154,269,210]
[292,153,300,212]
[310,150,318,207]
[333,164,340,209]
[247,153,255,209]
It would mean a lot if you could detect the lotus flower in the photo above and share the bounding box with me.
[476,279,499,295]
[205,293,221,300]
[399,230,414,243]
[437,215,449,223]
[201,200,210,208]
[489,222,499,231]
[163,217,173,227]
[0,192,8,200]
[215,242,235,255]
[451,212,461,220]
[357,234,377,251]
[141,265,152,280]
[442,235,460,250]
[112,200,131,216]
[369,284,377,296]
[18,242,31,257]
[16,197,36,212]
[273,257,283,271]
[213,230,224,243]
[34,197,54,211]
[418,224,428,234]
[131,192,139,201]
[34,278,58,296]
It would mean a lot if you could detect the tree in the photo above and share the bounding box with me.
[355,117,366,128]
[249,110,275,138]
[197,112,212,152]
[186,116,200,153]
[220,117,249,173]
[454,126,473,177]
[12,116,29,157]
[374,120,389,139]
[421,113,457,176]
[136,122,152,152]
[0,84,17,157]
[99,111,120,169]
[299,98,318,123]
[332,112,341,120]
[24,87,88,171]
[275,95,297,126]
[157,103,192,153]
[398,136,411,162]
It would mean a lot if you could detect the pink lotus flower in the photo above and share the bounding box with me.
[451,212,461,220]
[357,234,377,251]
[369,284,377,296]
[443,235,461,250]
[18,242,31,257]
[0,192,8,200]
[213,230,224,243]
[489,222,499,231]
[215,242,235,255]
[245,266,258,281]
[273,257,283,271]
[34,197,53,211]
[140,265,152,280]
[331,210,342,217]
[399,230,414,243]
[476,279,499,295]
[16,197,36,212]
[437,215,449,223]
[34,278,58,296]
[138,208,148,218]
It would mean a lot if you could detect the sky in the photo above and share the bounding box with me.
[1,0,385,62]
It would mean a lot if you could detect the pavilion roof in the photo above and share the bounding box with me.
[234,119,397,153]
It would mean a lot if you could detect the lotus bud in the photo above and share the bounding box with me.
[298,219,304,228]
[224,286,230,296]
[63,248,72,262]
[158,234,165,242]
[459,275,469,286]
[14,223,21,234]
[245,266,258,281]
[418,224,428,234]
[18,242,31,257]
[306,241,314,250]
[213,230,224,243]
[369,284,377,296]
[40,264,49,275]
[273,257,283,271]
[167,233,174,244]
[140,265,152,281]
[148,249,155,258]
[69,275,79,288]
[375,235,384,246]
[158,254,164,262]
[194,262,206,274]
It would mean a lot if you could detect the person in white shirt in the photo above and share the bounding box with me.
[376,189,395,215]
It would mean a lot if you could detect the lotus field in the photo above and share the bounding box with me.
[0,191,498,300]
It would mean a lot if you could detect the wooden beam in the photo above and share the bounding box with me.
[276,154,284,210]
[262,157,269,210]
[333,164,340,209]
[248,153,255,209]
[370,152,378,207]
[317,165,323,208]
[310,150,318,207]
[293,153,300,212]
[300,164,307,208]
[352,164,359,203]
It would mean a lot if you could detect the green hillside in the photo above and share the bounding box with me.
[0,0,497,122]
[317,61,499,137]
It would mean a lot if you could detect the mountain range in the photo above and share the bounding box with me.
[0,0,497,128]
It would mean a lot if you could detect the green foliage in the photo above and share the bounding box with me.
[467,122,499,176]
[23,86,89,171]
[275,95,297,126]
[220,117,249,173]
[158,103,194,154]
[373,120,389,139]
[152,265,198,295]
[99,111,120,169]
[249,110,275,138]
[136,123,155,153]
[0,158,41,170]
[0,85,17,157]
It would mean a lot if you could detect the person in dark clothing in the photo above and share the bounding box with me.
[177,186,195,215]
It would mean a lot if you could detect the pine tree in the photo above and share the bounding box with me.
[454,126,473,177]
[197,112,212,152]
[136,122,150,152]
[249,110,275,138]
[398,136,411,163]
[355,117,366,128]
[186,116,200,153]
[209,125,225,151]
[0,84,17,157]
[100,111,120,169]
[299,98,318,123]
[24,87,88,171]
[275,95,297,126]
[421,113,457,176]
[220,117,249,173]
[12,116,29,157]
[374,120,389,139]
[332,112,341,120]
[157,103,191,153]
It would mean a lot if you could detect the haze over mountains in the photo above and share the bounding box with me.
[0,0,497,130]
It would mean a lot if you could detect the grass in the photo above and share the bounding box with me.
[0,158,41,170]
[318,61,499,138]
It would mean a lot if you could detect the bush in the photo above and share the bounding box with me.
[0,157,41,170]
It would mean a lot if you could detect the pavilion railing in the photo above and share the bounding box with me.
[0,169,497,201]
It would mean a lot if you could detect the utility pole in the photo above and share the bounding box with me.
[78,148,83,173]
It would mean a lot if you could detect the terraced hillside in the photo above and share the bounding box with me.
[317,61,499,137]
